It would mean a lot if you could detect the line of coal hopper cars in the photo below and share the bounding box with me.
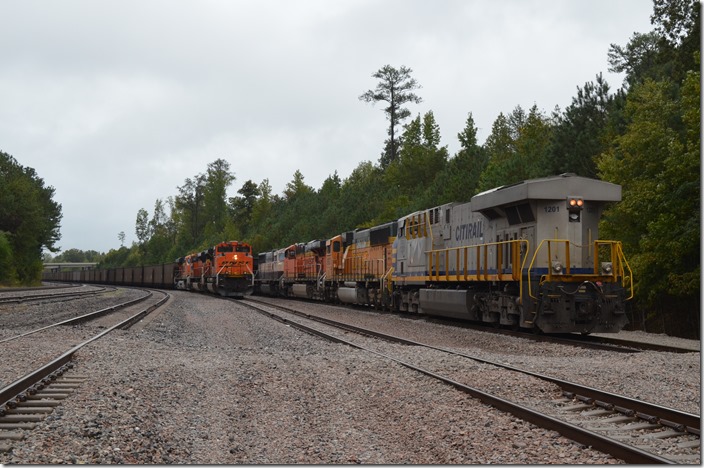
[43,175,633,334]
[43,240,255,298]
[254,174,633,334]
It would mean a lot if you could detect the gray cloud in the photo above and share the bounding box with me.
[0,0,653,252]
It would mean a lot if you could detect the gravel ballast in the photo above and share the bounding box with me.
[1,291,699,464]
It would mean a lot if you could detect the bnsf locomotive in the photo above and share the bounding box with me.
[43,174,632,334]
[253,174,633,334]
[174,240,254,297]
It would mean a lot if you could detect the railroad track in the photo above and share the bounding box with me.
[272,296,696,354]
[570,334,699,354]
[0,285,113,305]
[0,290,170,452]
[0,289,154,345]
[241,297,700,464]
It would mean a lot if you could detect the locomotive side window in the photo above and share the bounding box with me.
[445,209,451,224]
[333,241,341,253]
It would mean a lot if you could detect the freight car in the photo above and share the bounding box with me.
[254,174,633,334]
[42,262,177,289]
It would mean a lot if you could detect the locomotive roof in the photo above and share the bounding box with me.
[471,173,621,211]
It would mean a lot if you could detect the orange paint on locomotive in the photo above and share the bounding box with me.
[212,241,254,278]
[282,244,298,279]
[325,235,345,278]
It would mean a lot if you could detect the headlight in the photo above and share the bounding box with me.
[601,262,613,275]
[552,261,563,274]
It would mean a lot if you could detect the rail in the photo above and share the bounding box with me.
[527,239,634,300]
[427,239,529,300]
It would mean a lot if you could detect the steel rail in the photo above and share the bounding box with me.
[0,290,169,411]
[0,286,111,304]
[247,298,699,433]
[240,300,676,464]
[572,334,699,354]
[0,290,153,344]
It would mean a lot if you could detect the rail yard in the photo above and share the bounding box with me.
[0,285,699,464]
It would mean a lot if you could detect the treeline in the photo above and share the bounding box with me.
[0,151,62,284]
[43,0,699,337]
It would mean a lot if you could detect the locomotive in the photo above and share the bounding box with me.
[253,174,633,334]
[42,174,632,334]
[174,240,254,297]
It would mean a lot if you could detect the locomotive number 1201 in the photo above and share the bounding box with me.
[544,205,560,213]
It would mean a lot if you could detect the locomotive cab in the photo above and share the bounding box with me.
[470,174,631,333]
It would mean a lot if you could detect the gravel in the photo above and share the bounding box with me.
[1,291,700,464]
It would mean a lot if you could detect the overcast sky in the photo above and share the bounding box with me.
[1,0,654,254]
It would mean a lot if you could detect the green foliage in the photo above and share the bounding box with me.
[547,74,614,177]
[100,246,133,268]
[598,65,700,335]
[0,151,62,285]
[385,111,448,211]
[479,105,552,191]
[423,113,487,205]
[50,248,104,263]
[203,158,236,243]
[0,231,17,284]
[229,179,260,234]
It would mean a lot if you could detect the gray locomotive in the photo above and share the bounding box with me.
[392,173,632,334]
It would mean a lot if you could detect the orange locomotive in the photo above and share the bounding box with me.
[256,240,327,299]
[175,240,254,297]
[255,222,396,307]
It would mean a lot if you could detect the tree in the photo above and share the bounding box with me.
[317,172,342,235]
[386,111,448,208]
[608,31,662,87]
[202,158,236,245]
[118,231,126,247]
[651,0,700,47]
[0,151,62,284]
[597,74,700,336]
[283,169,313,200]
[337,161,386,229]
[547,74,614,177]
[0,231,16,284]
[145,198,174,264]
[426,113,487,204]
[479,105,552,191]
[609,0,700,89]
[174,173,206,248]
[229,179,261,235]
[135,208,150,262]
[278,170,318,244]
[359,65,422,168]
[247,179,276,251]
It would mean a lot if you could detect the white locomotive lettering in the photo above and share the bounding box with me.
[455,220,483,241]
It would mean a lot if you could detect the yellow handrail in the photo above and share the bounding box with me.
[526,239,634,300]
[427,239,529,303]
